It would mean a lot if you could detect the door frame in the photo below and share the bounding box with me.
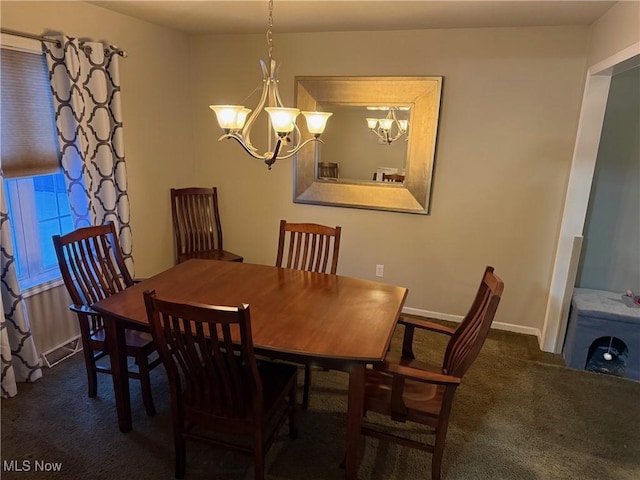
[541,42,640,353]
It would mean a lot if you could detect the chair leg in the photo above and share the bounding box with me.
[302,364,312,410]
[253,431,265,480]
[174,435,186,479]
[289,384,298,439]
[83,348,98,398]
[137,354,156,416]
[431,423,449,480]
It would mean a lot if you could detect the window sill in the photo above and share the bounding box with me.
[20,277,65,298]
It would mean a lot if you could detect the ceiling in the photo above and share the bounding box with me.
[88,1,616,35]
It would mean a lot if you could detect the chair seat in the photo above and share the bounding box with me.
[90,327,155,352]
[178,249,243,263]
[365,365,444,419]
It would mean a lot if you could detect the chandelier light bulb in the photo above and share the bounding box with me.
[209,105,252,131]
[302,111,333,135]
[265,107,300,135]
[378,118,394,131]
[366,118,379,129]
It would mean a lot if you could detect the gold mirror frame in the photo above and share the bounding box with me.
[294,76,442,214]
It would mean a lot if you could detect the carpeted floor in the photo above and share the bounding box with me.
[2,324,639,480]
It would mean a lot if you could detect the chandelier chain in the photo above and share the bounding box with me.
[267,0,274,61]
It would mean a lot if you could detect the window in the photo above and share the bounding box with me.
[4,173,74,291]
[1,40,76,294]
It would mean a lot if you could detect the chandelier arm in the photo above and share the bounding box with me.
[370,128,385,142]
[270,59,285,107]
[281,122,302,153]
[241,59,271,153]
[273,137,323,160]
[218,133,268,161]
[387,130,406,143]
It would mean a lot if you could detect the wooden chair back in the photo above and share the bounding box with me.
[444,266,504,377]
[382,173,405,183]
[53,223,160,416]
[53,222,132,309]
[361,266,504,480]
[144,291,260,420]
[171,187,224,263]
[317,162,339,179]
[275,219,342,274]
[143,290,298,479]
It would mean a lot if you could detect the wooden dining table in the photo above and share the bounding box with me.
[92,259,407,479]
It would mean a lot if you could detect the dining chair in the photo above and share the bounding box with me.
[275,219,342,409]
[382,173,405,183]
[52,222,161,416]
[317,161,339,179]
[170,187,243,264]
[361,266,504,480]
[143,290,298,480]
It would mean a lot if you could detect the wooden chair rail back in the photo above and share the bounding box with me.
[443,266,504,378]
[317,162,339,179]
[52,222,132,307]
[276,220,342,274]
[382,173,405,183]
[144,291,260,418]
[53,222,159,414]
[171,187,224,256]
[143,289,298,479]
[361,265,504,480]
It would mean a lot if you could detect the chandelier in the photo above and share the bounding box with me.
[209,0,332,169]
[366,106,409,145]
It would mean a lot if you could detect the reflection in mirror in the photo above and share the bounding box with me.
[295,76,442,214]
[318,104,409,182]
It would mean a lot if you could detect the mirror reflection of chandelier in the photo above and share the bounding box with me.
[366,106,409,145]
[209,0,332,169]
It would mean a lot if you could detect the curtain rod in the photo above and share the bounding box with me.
[1,28,128,57]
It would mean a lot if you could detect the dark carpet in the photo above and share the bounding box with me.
[2,324,639,480]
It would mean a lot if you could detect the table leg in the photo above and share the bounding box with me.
[105,316,132,432]
[345,363,365,480]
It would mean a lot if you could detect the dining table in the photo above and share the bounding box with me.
[92,258,408,480]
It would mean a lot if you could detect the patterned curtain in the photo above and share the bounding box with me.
[43,36,134,272]
[1,169,43,398]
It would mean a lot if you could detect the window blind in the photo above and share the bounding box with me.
[1,47,60,178]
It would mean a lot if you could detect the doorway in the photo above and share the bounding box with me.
[541,44,640,354]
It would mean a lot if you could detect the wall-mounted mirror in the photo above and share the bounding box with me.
[294,76,442,214]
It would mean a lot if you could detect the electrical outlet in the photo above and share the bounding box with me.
[376,264,384,277]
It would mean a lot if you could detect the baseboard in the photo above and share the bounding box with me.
[402,307,542,343]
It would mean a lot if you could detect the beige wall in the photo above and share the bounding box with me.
[24,285,78,356]
[192,27,590,335]
[2,1,598,346]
